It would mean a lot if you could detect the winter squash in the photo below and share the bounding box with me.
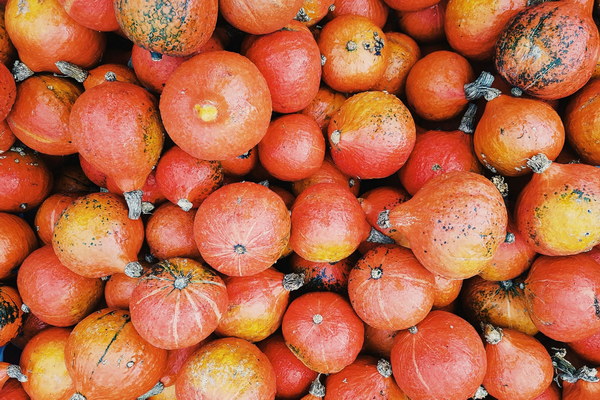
[445,0,527,60]
[330,0,390,28]
[515,156,600,256]
[301,86,346,134]
[10,313,50,350]
[563,377,600,400]
[565,79,600,164]
[363,326,398,358]
[328,91,416,179]
[318,15,389,93]
[219,0,304,35]
[385,0,438,11]
[372,32,420,95]
[246,21,322,114]
[431,274,462,308]
[160,344,204,388]
[130,258,228,350]
[474,95,565,176]
[104,273,138,310]
[20,327,74,400]
[295,0,333,27]
[52,192,145,278]
[348,245,435,330]
[397,2,446,43]
[462,276,537,335]
[194,182,290,276]
[292,158,360,196]
[291,183,370,263]
[0,120,15,153]
[160,51,272,161]
[291,253,354,293]
[0,286,24,346]
[17,245,104,327]
[282,292,364,373]
[482,325,553,400]
[33,194,78,245]
[359,186,410,243]
[220,148,257,177]
[380,171,507,279]
[570,329,600,365]
[0,379,29,399]
[259,114,325,181]
[4,0,105,73]
[0,212,37,280]
[65,308,167,400]
[325,356,406,399]
[258,334,318,399]
[495,1,600,99]
[0,147,52,212]
[0,10,16,66]
[70,81,164,219]
[390,310,487,400]
[301,376,326,400]
[79,63,140,90]
[0,63,15,121]
[216,269,303,342]
[176,337,276,399]
[534,384,561,400]
[114,0,218,56]
[525,254,600,342]
[59,0,119,31]
[146,203,201,260]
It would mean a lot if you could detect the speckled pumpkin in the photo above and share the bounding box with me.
[0,286,23,346]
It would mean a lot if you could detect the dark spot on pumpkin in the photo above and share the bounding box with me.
[0,297,19,329]
[234,244,246,254]
[594,296,600,318]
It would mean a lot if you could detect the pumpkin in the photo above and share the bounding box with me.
[295,0,333,27]
[0,120,15,153]
[65,309,167,400]
[348,245,434,330]
[79,63,140,90]
[384,0,438,11]
[146,203,201,260]
[0,285,23,346]
[176,337,277,399]
[570,330,600,365]
[160,51,272,161]
[0,378,29,399]
[359,186,410,243]
[0,63,15,121]
[0,9,16,66]
[114,0,217,56]
[51,164,94,194]
[59,0,119,31]
[301,86,346,134]
[515,156,600,256]
[219,0,304,35]
[52,192,145,278]
[34,194,79,245]
[328,91,416,179]
[0,212,37,280]
[20,327,74,400]
[363,326,398,358]
[282,292,364,374]
[4,0,105,73]
[291,253,354,293]
[292,158,360,196]
[130,48,190,94]
[220,147,258,177]
[533,384,561,400]
[380,171,507,279]
[431,274,462,308]
[258,334,318,399]
[291,183,370,263]
[495,1,600,99]
[17,245,104,327]
[130,258,228,350]
[70,81,164,219]
[372,32,420,95]
[563,377,600,400]
[10,313,50,350]
[104,273,138,310]
[159,343,204,388]
[396,2,446,44]
[318,15,389,93]
[390,310,487,400]
[330,0,390,28]
[216,269,303,342]
[554,349,600,400]
[565,78,600,164]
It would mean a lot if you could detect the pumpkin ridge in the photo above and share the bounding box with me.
[94,315,130,368]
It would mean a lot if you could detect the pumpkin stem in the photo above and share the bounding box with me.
[377,210,391,229]
[552,348,600,384]
[295,7,310,22]
[258,180,270,187]
[282,272,305,291]
[464,71,501,101]
[458,103,477,134]
[21,303,29,313]
[527,0,549,6]
[330,130,341,145]
[101,276,110,281]
[124,190,144,220]
[177,198,193,212]
[150,52,163,61]
[137,382,164,399]
[483,324,503,344]
[70,394,86,400]
[144,253,158,264]
[526,153,552,174]
[173,276,190,290]
[104,71,117,82]
[377,359,393,378]
[504,232,515,244]
[308,375,326,397]
[6,365,27,382]
[371,267,383,280]
[12,60,34,82]
[141,201,155,215]
[313,314,324,324]
[124,261,143,278]
[498,280,514,291]
[55,61,89,83]
[510,87,523,97]
[408,326,418,334]
[490,175,509,197]
[472,386,488,399]
[366,227,395,244]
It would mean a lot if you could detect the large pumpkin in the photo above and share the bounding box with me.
[219,0,304,35]
[565,78,600,164]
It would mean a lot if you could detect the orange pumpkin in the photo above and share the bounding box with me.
[291,253,354,293]
[220,147,258,177]
[159,343,204,388]
[372,32,420,95]
[59,0,119,31]
[330,0,390,28]
[0,212,37,280]
[565,78,600,164]
[0,378,30,399]
[0,63,15,121]
[146,203,201,260]
[301,377,326,400]
[359,186,410,242]
[51,164,94,194]
[33,194,78,245]
[219,0,304,35]
[0,285,23,346]
[296,0,334,27]
[385,0,438,11]
[431,274,462,308]
[363,326,398,358]
[0,363,26,390]
[397,1,446,43]
[570,329,600,365]
[0,120,15,153]
[104,273,138,310]
[301,86,346,134]
[81,63,140,90]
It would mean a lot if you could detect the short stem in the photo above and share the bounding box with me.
[498,280,514,291]
[408,326,418,334]
[458,103,477,134]
[526,153,552,174]
[70,394,86,400]
[313,314,324,324]
[282,272,304,291]
[124,190,143,220]
[12,60,34,82]
[6,365,27,382]
[141,201,155,214]
[483,324,503,344]
[377,359,393,378]
[258,180,269,187]
[511,87,523,97]
[104,71,117,82]
[490,175,509,197]
[377,210,390,229]
[308,375,326,397]
[124,261,143,278]
[549,348,599,384]
[137,382,164,400]
[21,303,30,313]
[464,71,501,101]
[472,386,488,399]
[366,227,395,244]
[55,61,89,83]
[177,198,193,212]
[173,276,190,290]
[505,232,515,244]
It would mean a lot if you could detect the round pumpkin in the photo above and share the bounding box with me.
[565,78,600,164]
[82,63,140,90]
[104,273,139,310]
[570,329,600,365]
[59,0,119,31]
[0,212,37,280]
[219,0,304,35]
[330,0,390,28]
[295,0,333,27]
[363,326,398,358]
[146,202,201,260]
[220,147,258,177]
[301,86,346,133]
[159,343,204,389]
[34,193,78,245]
[396,2,446,43]
[10,312,50,350]
[372,32,420,95]
[431,274,462,308]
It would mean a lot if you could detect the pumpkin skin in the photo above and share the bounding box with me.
[474,95,565,176]
[397,2,446,43]
[445,0,527,60]
[220,148,257,177]
[330,0,390,28]
[0,286,23,346]
[363,326,398,358]
[0,379,30,399]
[372,32,420,95]
[34,194,78,245]
[348,245,435,331]
[462,276,537,335]
[0,212,37,280]
[258,334,318,399]
[291,253,354,293]
[17,245,104,327]
[104,273,138,310]
[160,51,272,161]
[291,183,370,263]
[570,329,600,365]
[328,91,416,179]
[533,384,561,400]
[383,171,507,279]
[295,0,333,27]
[0,147,52,212]
[219,0,304,35]
[82,63,140,90]
[146,203,201,260]
[359,186,410,241]
[525,254,600,342]
[293,158,360,196]
[246,21,322,114]
[495,2,600,100]
[65,308,168,400]
[390,310,487,400]
[114,0,217,56]
[482,326,553,400]
[176,337,277,400]
[384,0,437,12]
[59,0,119,31]
[282,292,364,373]
[301,86,346,134]
[563,377,600,400]
[0,120,16,153]
[0,9,16,66]
[52,192,145,278]
[318,15,389,93]
[565,79,600,164]
[398,129,483,195]
[0,63,15,121]
[4,0,105,73]
[431,274,462,308]
[406,50,473,121]
[130,258,228,350]
[160,343,204,388]
[515,161,600,256]
[20,327,74,400]
[11,313,50,350]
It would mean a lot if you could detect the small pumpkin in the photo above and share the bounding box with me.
[565,78,600,164]
[0,212,37,280]
[359,186,410,243]
[431,274,462,309]
[396,2,446,44]
[0,378,29,399]
[292,158,360,196]
[330,0,390,28]
[34,194,78,245]
[570,330,600,365]
[372,32,420,95]
[0,363,26,390]
[219,0,304,35]
[10,313,50,350]
[363,326,398,358]
[104,273,139,310]
[146,202,201,260]
[159,343,204,388]
[295,0,333,27]
[301,86,346,134]
[291,253,354,293]
[0,285,24,346]
[384,0,438,11]
[220,147,258,177]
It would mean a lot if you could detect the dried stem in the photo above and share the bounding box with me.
[282,272,305,291]
[366,227,395,244]
[526,154,552,174]
[124,190,143,220]
[464,71,501,101]
[55,61,89,83]
[458,103,477,134]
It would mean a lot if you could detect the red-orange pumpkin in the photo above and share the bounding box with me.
[0,285,24,346]
[59,0,119,31]
[0,378,29,399]
[146,203,201,260]
[301,86,346,134]
[372,32,421,95]
[291,253,354,293]
[0,63,15,121]
[330,0,390,28]
[570,330,600,365]
[359,186,410,242]
[385,0,438,11]
[159,343,204,388]
[34,193,78,245]
[0,212,37,280]
[220,147,258,177]
[219,0,304,35]
[565,78,600,164]
[292,158,360,196]
[10,313,50,350]
[431,274,462,308]
[363,325,398,358]
[104,273,139,310]
[397,1,446,43]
